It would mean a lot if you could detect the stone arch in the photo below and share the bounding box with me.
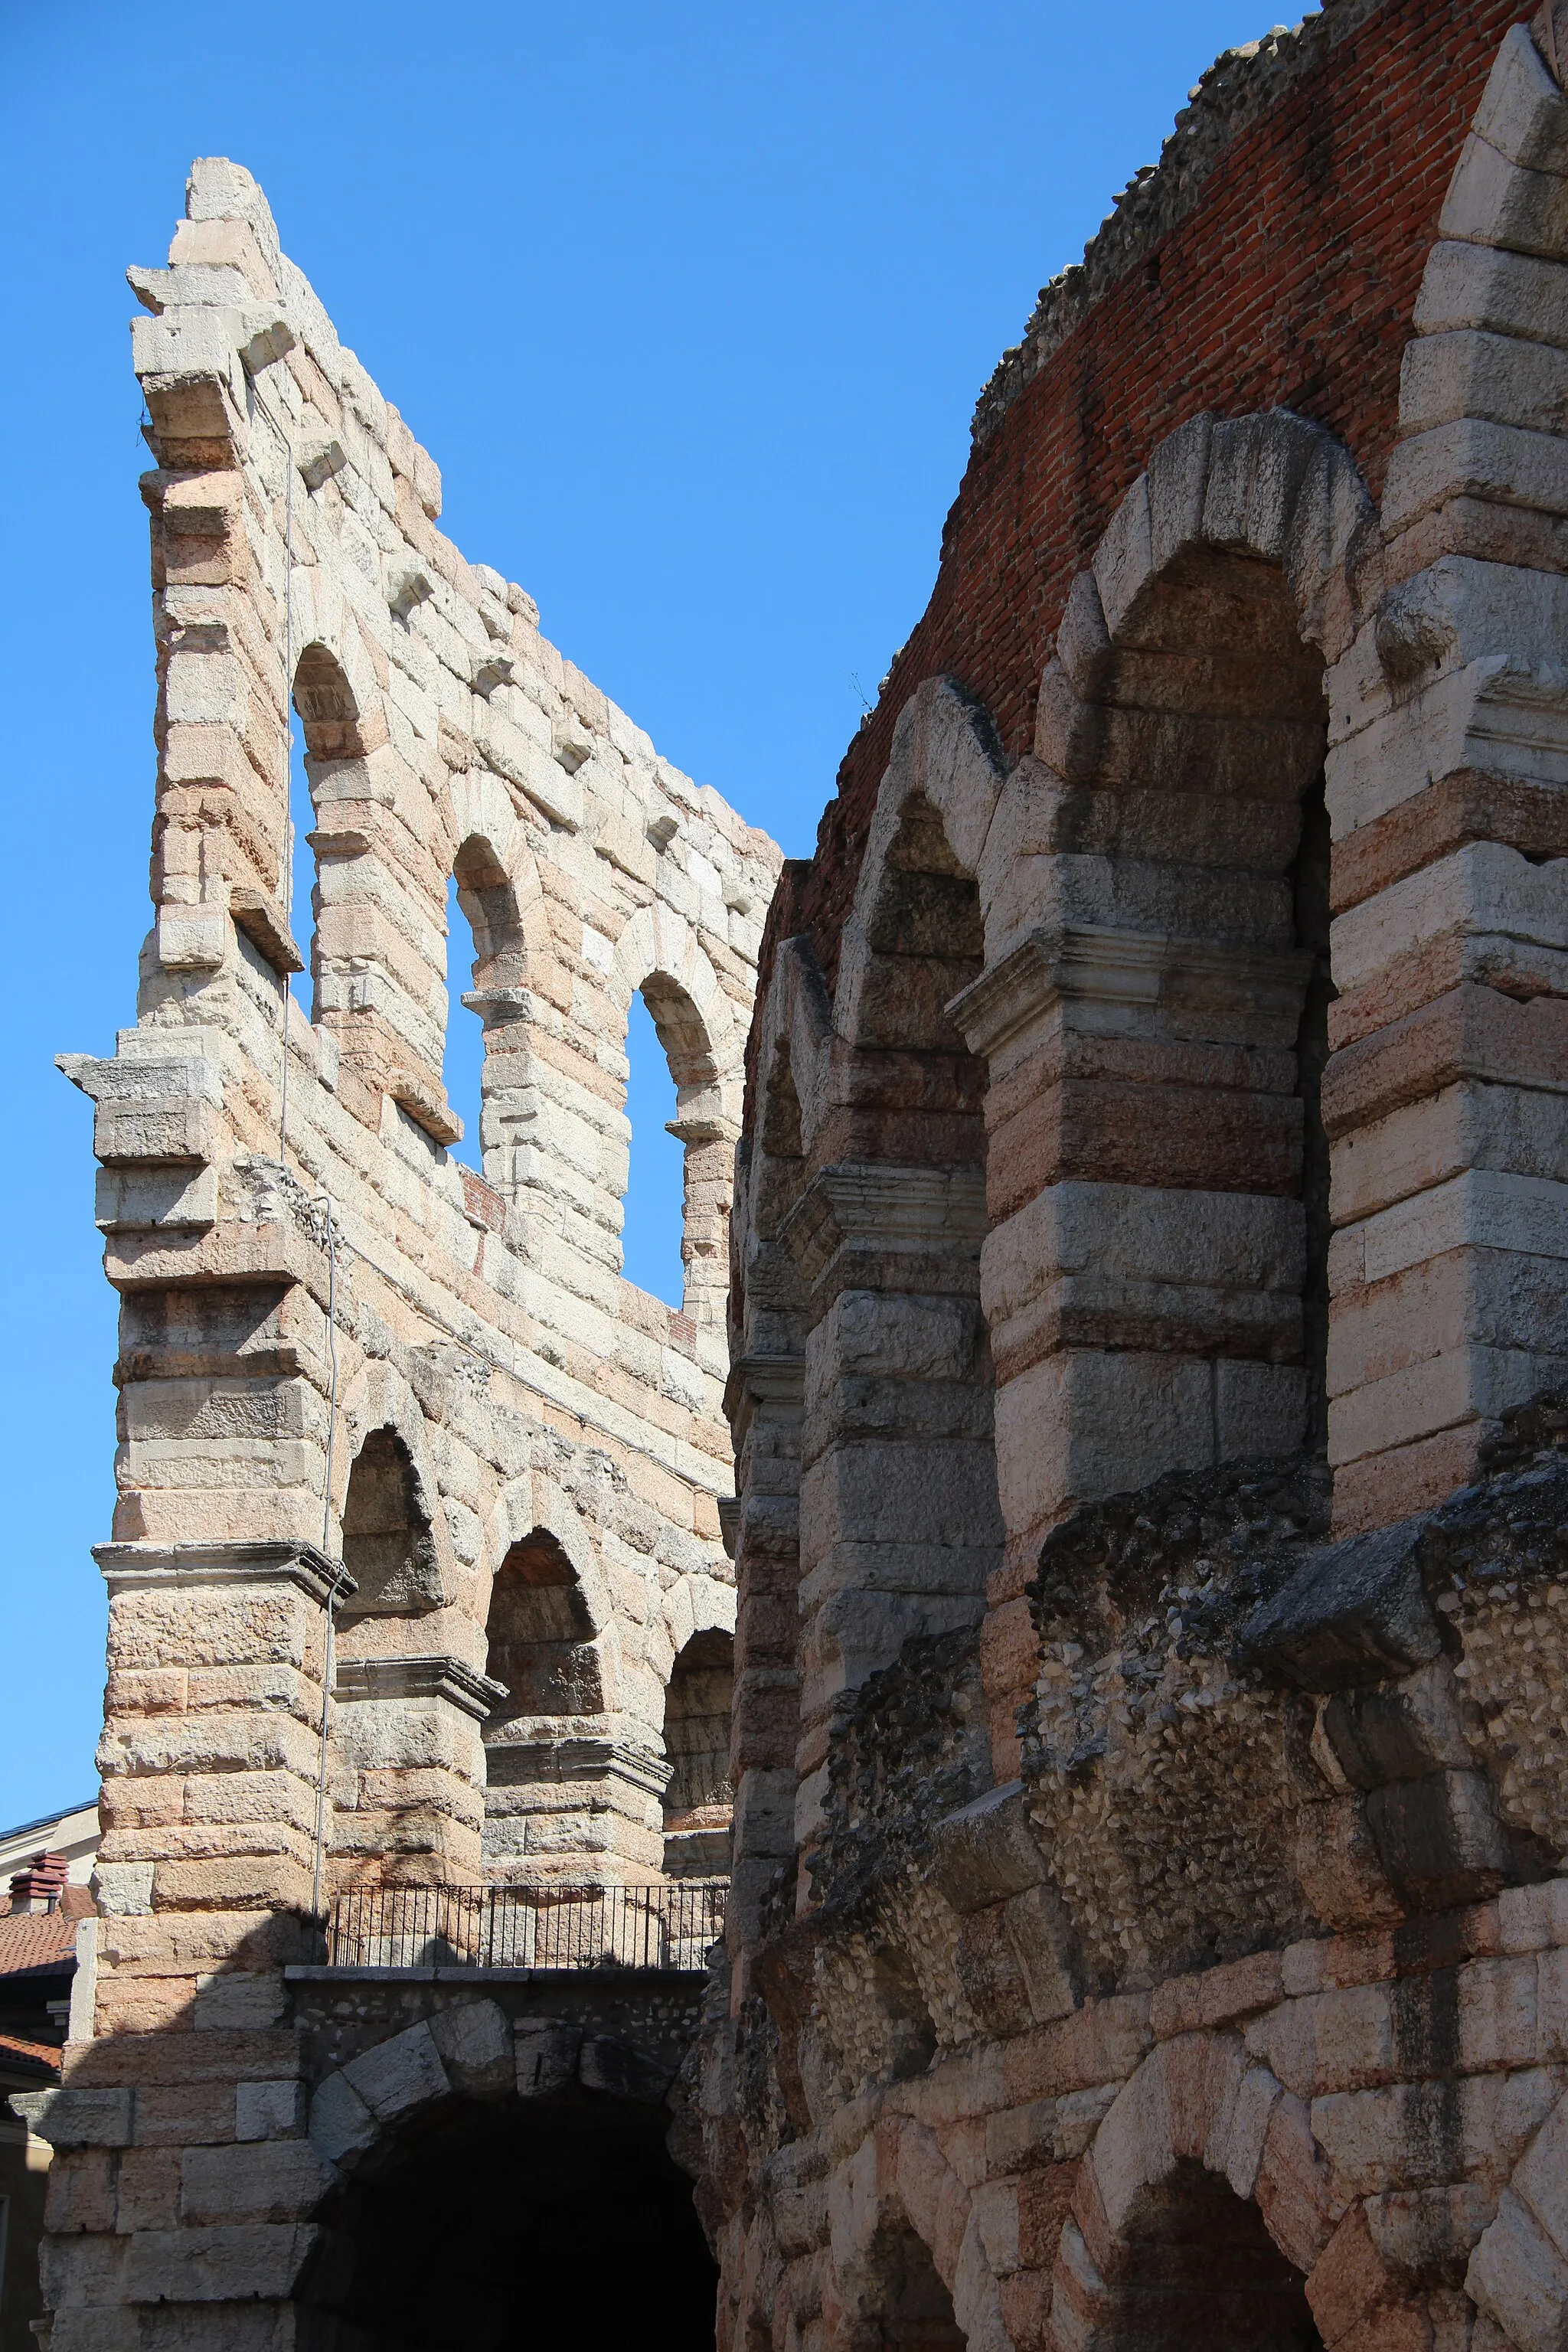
[263,636,387,1007]
[660,1625,733,1870]
[1051,2033,1337,2352]
[658,1579,737,1877]
[730,931,831,1357]
[317,1365,473,1883]
[655,1563,737,1676]
[330,1360,452,1628]
[788,684,1003,1845]
[292,638,377,761]
[832,675,1003,1073]
[286,619,461,1120]
[828,2118,1009,2352]
[612,905,739,1109]
[445,767,536,897]
[1317,16,1568,1527]
[976,406,1377,971]
[949,409,1380,1576]
[443,770,548,980]
[612,906,740,1324]
[480,1472,616,1668]
[440,775,549,1184]
[336,1426,442,1623]
[298,2000,717,2347]
[483,1527,604,1723]
[723,938,829,1952]
[477,1475,647,1882]
[745,929,832,1203]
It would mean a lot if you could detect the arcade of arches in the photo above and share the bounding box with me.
[25,10,1568,2352]
[691,14,1568,2352]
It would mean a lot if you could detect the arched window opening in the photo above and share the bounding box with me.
[283,723,315,1015]
[482,1530,605,1880]
[338,1426,442,1623]
[855,787,989,1183]
[622,969,730,1326]
[799,780,1001,1738]
[1080,2160,1321,2352]
[484,1531,603,1723]
[662,1628,733,1877]
[283,642,366,1020]
[444,835,528,1181]
[296,2093,719,2349]
[1081,540,1331,1457]
[621,988,687,1307]
[865,2225,965,2352]
[443,873,484,1171]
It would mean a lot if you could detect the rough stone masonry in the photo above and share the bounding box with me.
[692,4,1568,2352]
[18,0,1568,2345]
[17,150,779,2348]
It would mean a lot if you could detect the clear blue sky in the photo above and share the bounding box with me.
[0,0,1272,1827]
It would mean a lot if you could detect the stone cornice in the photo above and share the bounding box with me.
[946,926,1312,1060]
[724,1353,806,1419]
[778,1165,988,1294]
[484,1728,672,1795]
[95,1539,353,1609]
[333,1655,507,1720]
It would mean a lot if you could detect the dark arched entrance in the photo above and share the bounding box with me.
[1090,2158,1321,2352]
[865,2224,965,2350]
[299,2091,718,2351]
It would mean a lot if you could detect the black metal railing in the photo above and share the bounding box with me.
[318,1878,727,1973]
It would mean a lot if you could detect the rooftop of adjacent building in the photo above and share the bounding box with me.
[0,1804,98,1892]
[0,1830,96,2096]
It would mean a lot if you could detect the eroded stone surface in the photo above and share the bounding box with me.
[26,153,776,2350]
[697,15,1568,2352]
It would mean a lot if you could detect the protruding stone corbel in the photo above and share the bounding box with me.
[387,1067,462,1146]
[334,1655,506,1722]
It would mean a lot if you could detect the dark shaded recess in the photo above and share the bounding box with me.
[339,1427,442,1620]
[484,1529,602,1720]
[293,641,364,759]
[298,2093,719,2352]
[1093,2161,1322,2352]
[664,1627,735,1815]
[867,2225,965,2350]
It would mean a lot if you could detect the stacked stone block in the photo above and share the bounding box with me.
[1324,22,1568,1526]
[23,156,778,2347]
[702,12,1568,2352]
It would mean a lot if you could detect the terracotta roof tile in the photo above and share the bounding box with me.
[0,1908,79,1977]
[0,2032,61,2077]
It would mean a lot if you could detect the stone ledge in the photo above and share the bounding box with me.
[283,1963,709,1984]
[949,926,1312,1063]
[95,1538,352,1609]
[334,1655,505,1721]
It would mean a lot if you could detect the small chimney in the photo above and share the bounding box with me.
[9,1851,68,1915]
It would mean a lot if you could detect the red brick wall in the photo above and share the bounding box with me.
[754,0,1529,1072]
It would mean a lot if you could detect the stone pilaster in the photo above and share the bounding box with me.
[780,1163,998,1856]
[1321,24,1568,1529]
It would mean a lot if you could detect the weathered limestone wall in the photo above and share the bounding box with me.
[703,10,1568,2352]
[23,158,777,2346]
[698,1425,1568,2352]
